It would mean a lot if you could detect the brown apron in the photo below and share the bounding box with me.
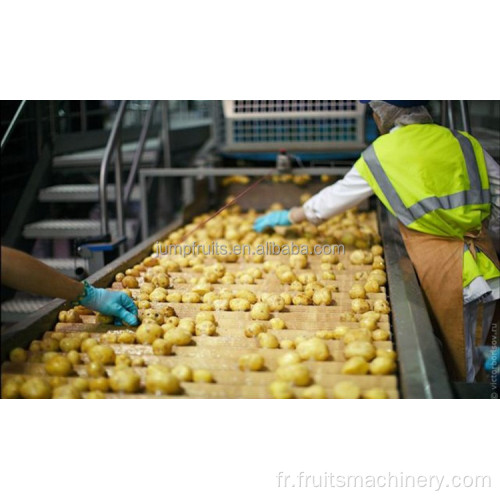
[398,222,499,381]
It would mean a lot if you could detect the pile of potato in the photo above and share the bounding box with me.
[2,204,397,399]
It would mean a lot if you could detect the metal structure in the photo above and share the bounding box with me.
[215,100,367,153]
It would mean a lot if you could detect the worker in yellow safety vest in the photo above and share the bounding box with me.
[254,100,500,382]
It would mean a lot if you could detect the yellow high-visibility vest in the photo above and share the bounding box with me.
[354,124,499,288]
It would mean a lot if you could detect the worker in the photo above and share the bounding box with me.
[254,100,500,383]
[1,246,139,326]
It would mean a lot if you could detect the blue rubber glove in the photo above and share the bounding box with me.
[80,285,139,326]
[253,210,291,232]
[484,347,498,374]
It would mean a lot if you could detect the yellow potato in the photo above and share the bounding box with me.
[20,377,52,399]
[110,367,141,394]
[269,380,294,399]
[146,365,181,395]
[258,332,279,349]
[300,385,327,399]
[276,364,311,386]
[192,369,214,383]
[9,347,28,363]
[279,339,296,350]
[238,353,265,372]
[45,355,74,377]
[277,352,302,367]
[164,327,192,346]
[333,381,361,399]
[251,303,271,320]
[88,377,110,392]
[362,388,388,399]
[244,322,267,338]
[297,338,330,361]
[52,385,81,399]
[341,356,370,375]
[269,318,286,330]
[369,357,397,375]
[344,341,376,362]
[152,339,172,356]
[136,323,163,345]
[88,345,116,365]
[171,364,193,382]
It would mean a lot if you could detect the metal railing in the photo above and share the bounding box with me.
[1,100,27,152]
[441,100,471,133]
[99,100,167,250]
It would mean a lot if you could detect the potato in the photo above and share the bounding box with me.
[9,347,28,363]
[343,328,372,345]
[275,364,311,386]
[44,355,74,377]
[370,357,397,375]
[359,316,378,331]
[269,318,286,330]
[52,385,81,399]
[333,381,361,399]
[213,299,230,311]
[178,318,196,334]
[315,330,336,340]
[341,356,370,375]
[297,272,316,285]
[95,313,114,325]
[235,290,258,304]
[292,294,311,306]
[110,367,141,394]
[349,250,366,265]
[152,273,170,288]
[136,323,163,345]
[195,321,217,336]
[100,332,117,344]
[171,364,193,382]
[251,303,271,320]
[364,280,381,293]
[70,378,89,392]
[166,292,182,303]
[115,272,125,282]
[312,289,333,306]
[229,298,251,312]
[376,349,398,361]
[368,270,387,286]
[88,345,116,365]
[280,292,293,305]
[164,327,192,346]
[372,329,390,341]
[266,294,286,312]
[280,339,295,350]
[85,391,106,399]
[290,281,304,291]
[182,292,202,304]
[59,337,82,353]
[150,289,168,302]
[372,256,385,270]
[20,377,52,399]
[277,352,302,367]
[88,377,110,392]
[165,316,180,327]
[238,353,265,372]
[362,388,388,399]
[351,298,371,314]
[297,338,329,361]
[2,379,21,399]
[146,365,181,395]
[121,276,139,289]
[332,325,350,339]
[42,352,58,363]
[244,322,267,338]
[117,331,136,344]
[344,341,376,362]
[81,338,98,353]
[349,284,367,299]
[290,254,308,269]
[192,369,214,383]
[87,361,106,378]
[373,299,391,314]
[258,332,279,349]
[301,385,327,399]
[269,380,294,399]
[354,271,369,281]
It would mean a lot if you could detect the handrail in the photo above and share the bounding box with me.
[124,100,158,205]
[99,100,128,237]
[1,100,27,152]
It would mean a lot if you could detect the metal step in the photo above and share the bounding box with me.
[39,184,141,203]
[39,258,89,278]
[23,219,138,239]
[53,138,159,169]
[1,297,52,324]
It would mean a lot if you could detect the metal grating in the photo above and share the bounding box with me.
[233,100,358,114]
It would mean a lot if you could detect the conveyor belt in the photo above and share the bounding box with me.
[1,203,454,399]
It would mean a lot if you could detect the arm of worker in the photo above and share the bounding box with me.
[0,246,138,325]
[291,166,374,225]
[484,150,500,254]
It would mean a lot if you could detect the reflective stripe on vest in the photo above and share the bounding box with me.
[362,131,490,226]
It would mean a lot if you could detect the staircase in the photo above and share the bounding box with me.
[1,101,163,323]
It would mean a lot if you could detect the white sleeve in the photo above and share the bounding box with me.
[302,167,374,224]
[484,150,500,252]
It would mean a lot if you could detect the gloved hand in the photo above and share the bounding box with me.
[253,210,291,232]
[80,284,139,326]
[483,347,498,373]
